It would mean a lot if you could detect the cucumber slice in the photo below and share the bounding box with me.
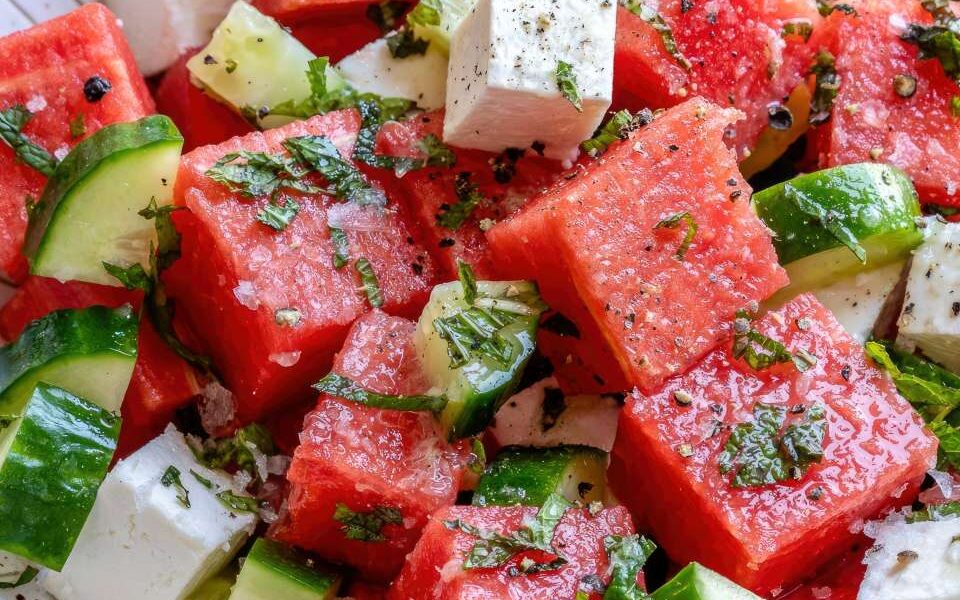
[23,115,183,287]
[407,0,478,55]
[0,305,139,415]
[186,564,238,600]
[754,163,922,300]
[229,538,341,600]
[473,445,608,507]
[650,562,762,600]
[0,383,120,570]
[415,280,547,441]
[187,1,347,129]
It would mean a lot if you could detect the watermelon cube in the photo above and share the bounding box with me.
[388,505,640,599]
[613,0,817,159]
[164,110,439,424]
[0,4,155,284]
[808,0,960,205]
[372,111,566,279]
[0,276,200,459]
[253,0,376,22]
[270,310,470,582]
[487,98,788,394]
[252,0,384,61]
[608,293,937,594]
[154,51,254,152]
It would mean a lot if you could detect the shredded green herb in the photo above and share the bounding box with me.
[102,261,152,291]
[256,197,300,231]
[190,469,214,489]
[0,566,38,589]
[555,61,583,112]
[809,50,840,125]
[355,257,384,308]
[160,465,191,508]
[216,490,259,513]
[603,534,657,600]
[816,0,857,16]
[283,135,386,206]
[654,211,698,260]
[906,500,960,523]
[313,372,448,412]
[437,172,486,230]
[334,503,403,542]
[194,423,277,480]
[366,0,410,33]
[901,24,960,82]
[69,113,86,139]
[733,309,817,372]
[718,403,827,488]
[329,226,351,269]
[782,20,814,42]
[387,28,430,58]
[582,109,654,156]
[0,105,59,176]
[458,260,478,305]
[619,0,692,71]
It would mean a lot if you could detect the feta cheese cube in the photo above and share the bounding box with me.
[103,0,235,76]
[41,426,257,600]
[897,218,960,372]
[337,37,448,110]
[813,260,906,343]
[0,552,52,600]
[858,515,960,600]
[443,0,616,161]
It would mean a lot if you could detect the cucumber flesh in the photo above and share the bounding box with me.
[186,564,239,600]
[229,538,341,600]
[0,305,139,415]
[407,0,478,55]
[753,163,922,300]
[473,445,608,507]
[25,116,183,287]
[0,383,120,570]
[650,562,762,600]
[415,280,547,441]
[187,1,347,129]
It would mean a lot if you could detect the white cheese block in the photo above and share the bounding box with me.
[897,218,960,373]
[443,0,616,162]
[813,260,905,343]
[490,377,620,452]
[41,426,257,600]
[337,37,448,110]
[0,552,53,600]
[103,0,234,76]
[858,515,960,600]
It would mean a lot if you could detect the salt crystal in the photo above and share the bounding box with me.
[25,95,47,112]
[233,280,260,310]
[268,351,301,367]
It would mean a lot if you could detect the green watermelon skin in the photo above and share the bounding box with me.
[488,98,788,394]
[808,0,960,205]
[165,110,440,425]
[0,4,155,283]
[609,294,937,595]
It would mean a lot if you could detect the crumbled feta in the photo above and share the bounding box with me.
[897,218,960,373]
[813,260,905,343]
[443,0,616,161]
[41,426,256,600]
[337,37,448,110]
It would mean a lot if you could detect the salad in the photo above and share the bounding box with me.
[0,0,959,598]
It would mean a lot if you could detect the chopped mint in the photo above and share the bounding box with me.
[387,28,430,58]
[555,61,583,112]
[334,503,403,542]
[436,172,485,230]
[160,465,191,509]
[620,0,692,71]
[0,105,59,176]
[356,257,384,308]
[603,534,657,600]
[313,372,448,412]
[654,211,698,261]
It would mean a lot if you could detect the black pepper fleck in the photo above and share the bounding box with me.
[83,76,112,103]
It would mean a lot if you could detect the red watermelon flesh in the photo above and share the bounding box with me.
[613,0,817,158]
[154,51,253,152]
[782,548,866,600]
[253,0,376,21]
[165,110,439,424]
[270,310,470,582]
[0,276,200,459]
[608,293,937,595]
[487,98,788,395]
[0,3,155,283]
[388,505,640,600]
[372,111,567,279]
[808,0,960,205]
[253,0,382,61]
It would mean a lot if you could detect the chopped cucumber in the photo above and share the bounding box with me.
[415,280,547,441]
[229,539,341,600]
[753,163,922,301]
[186,564,238,600]
[24,116,183,287]
[650,562,762,600]
[0,305,139,415]
[407,0,478,55]
[0,383,120,570]
[187,1,347,129]
[473,445,608,507]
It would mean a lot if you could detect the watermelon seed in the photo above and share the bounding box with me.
[82,75,111,103]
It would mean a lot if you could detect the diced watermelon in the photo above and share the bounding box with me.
[613,1,817,159]
[782,548,866,600]
[608,293,937,594]
[270,310,470,582]
[164,110,439,424]
[487,98,788,394]
[807,0,960,205]
[253,0,383,60]
[154,51,253,152]
[0,4,155,284]
[372,111,566,279]
[0,276,199,458]
[388,504,640,600]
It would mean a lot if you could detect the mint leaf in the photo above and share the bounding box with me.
[283,135,386,207]
[0,105,58,176]
[654,211,698,261]
[313,373,448,412]
[367,0,410,33]
[160,465,191,508]
[216,490,259,513]
[620,0,692,71]
[256,197,300,231]
[437,172,485,230]
[0,566,38,589]
[103,261,152,292]
[582,109,654,156]
[355,257,384,308]
[901,23,960,82]
[334,503,403,542]
[194,423,276,480]
[457,260,478,305]
[387,28,430,58]
[603,534,657,600]
[906,500,960,523]
[810,50,840,125]
[556,61,583,112]
[329,226,351,269]
[732,310,817,372]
